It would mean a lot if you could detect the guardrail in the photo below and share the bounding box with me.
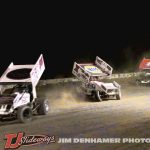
[39,72,139,85]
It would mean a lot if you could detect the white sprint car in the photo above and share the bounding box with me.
[0,54,49,123]
[72,56,121,101]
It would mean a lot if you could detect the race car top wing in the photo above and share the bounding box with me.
[139,58,150,70]
[0,63,34,83]
[0,54,45,85]
[72,56,113,83]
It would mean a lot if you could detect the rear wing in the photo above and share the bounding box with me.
[0,54,45,87]
[72,56,113,83]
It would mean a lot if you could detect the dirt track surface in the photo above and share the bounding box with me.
[1,78,150,150]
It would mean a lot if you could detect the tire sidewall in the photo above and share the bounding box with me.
[17,105,33,123]
[95,91,102,102]
[116,90,121,100]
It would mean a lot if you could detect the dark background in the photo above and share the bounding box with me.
[1,4,150,79]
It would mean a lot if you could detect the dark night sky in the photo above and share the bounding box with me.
[1,5,150,79]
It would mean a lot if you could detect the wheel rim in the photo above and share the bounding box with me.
[44,101,49,112]
[23,108,32,120]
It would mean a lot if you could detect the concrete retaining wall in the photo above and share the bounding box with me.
[39,72,139,85]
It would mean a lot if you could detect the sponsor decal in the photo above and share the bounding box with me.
[84,66,102,74]
[30,54,45,86]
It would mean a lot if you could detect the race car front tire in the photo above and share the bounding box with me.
[95,91,102,102]
[116,90,121,100]
[37,98,49,115]
[135,79,141,86]
[17,106,33,123]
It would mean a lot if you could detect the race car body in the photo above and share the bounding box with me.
[0,54,49,123]
[72,56,121,101]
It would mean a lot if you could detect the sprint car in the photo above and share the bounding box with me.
[0,54,49,123]
[72,56,121,101]
[136,57,150,85]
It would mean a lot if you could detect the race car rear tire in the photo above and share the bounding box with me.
[95,91,102,102]
[135,79,141,86]
[17,106,33,123]
[37,98,49,115]
[116,90,121,100]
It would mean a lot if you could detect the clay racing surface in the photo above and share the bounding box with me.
[0,78,150,150]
